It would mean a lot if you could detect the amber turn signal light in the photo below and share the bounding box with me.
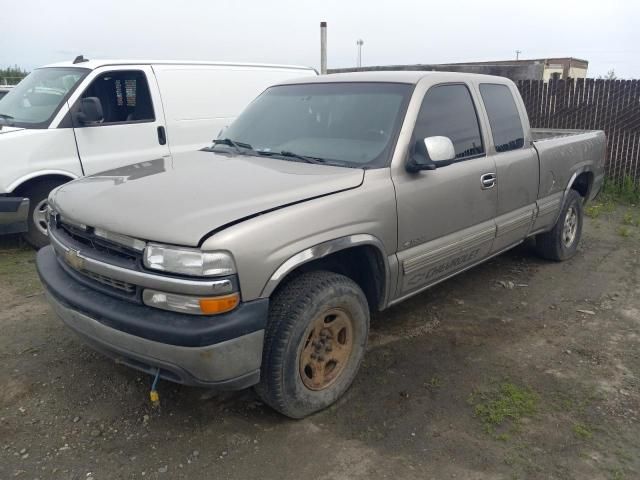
[199,293,240,315]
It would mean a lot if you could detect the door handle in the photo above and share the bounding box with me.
[157,126,167,146]
[480,173,496,190]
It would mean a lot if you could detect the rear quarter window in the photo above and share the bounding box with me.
[479,84,525,153]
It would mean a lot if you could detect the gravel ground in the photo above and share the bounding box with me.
[1,203,639,480]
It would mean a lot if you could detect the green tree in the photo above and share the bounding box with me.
[0,65,29,85]
[598,69,617,80]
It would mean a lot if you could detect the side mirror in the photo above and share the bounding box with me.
[72,97,104,125]
[406,136,456,173]
[217,125,229,138]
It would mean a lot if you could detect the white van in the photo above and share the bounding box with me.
[0,57,316,247]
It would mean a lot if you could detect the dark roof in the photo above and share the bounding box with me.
[440,57,588,67]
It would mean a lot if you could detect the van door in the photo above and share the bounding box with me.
[478,83,538,253]
[70,66,170,175]
[392,83,498,299]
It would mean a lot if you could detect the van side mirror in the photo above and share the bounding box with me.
[217,125,229,139]
[406,136,456,173]
[72,97,104,125]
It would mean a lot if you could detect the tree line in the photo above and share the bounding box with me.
[0,65,29,85]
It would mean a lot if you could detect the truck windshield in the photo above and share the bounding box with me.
[0,67,88,128]
[221,82,413,168]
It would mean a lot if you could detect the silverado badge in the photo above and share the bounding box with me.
[64,248,84,270]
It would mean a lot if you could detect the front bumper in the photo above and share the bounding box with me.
[0,196,29,235]
[37,246,269,389]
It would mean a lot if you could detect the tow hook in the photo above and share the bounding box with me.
[149,368,161,407]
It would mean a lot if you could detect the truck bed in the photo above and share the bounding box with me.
[531,128,606,203]
[531,128,602,142]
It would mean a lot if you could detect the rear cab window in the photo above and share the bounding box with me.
[414,84,484,160]
[479,84,525,152]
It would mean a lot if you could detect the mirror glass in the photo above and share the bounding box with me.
[424,136,455,162]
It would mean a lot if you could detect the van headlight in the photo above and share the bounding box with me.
[143,243,236,277]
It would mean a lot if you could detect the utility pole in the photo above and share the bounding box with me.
[320,22,327,74]
[357,39,364,68]
[516,50,522,61]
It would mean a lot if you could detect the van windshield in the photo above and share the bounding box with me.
[220,82,413,168]
[0,67,88,128]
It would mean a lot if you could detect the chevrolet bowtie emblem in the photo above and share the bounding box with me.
[64,248,85,270]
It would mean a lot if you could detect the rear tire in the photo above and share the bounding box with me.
[20,179,65,249]
[255,271,369,419]
[535,189,583,261]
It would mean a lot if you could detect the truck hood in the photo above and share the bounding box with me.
[0,126,24,134]
[50,150,364,246]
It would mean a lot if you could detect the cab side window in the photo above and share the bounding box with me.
[479,84,525,152]
[79,70,154,124]
[414,84,484,160]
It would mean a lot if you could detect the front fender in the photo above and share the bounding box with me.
[259,234,391,301]
[0,128,82,193]
[200,169,398,304]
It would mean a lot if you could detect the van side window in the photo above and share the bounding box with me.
[479,84,525,152]
[414,84,484,160]
[79,70,154,124]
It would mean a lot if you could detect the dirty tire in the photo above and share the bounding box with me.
[535,189,584,261]
[20,179,65,249]
[255,271,369,419]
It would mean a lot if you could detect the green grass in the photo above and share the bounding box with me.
[602,176,640,205]
[427,375,443,389]
[585,198,616,218]
[610,468,625,480]
[572,422,594,440]
[0,246,40,296]
[617,226,632,238]
[469,382,538,437]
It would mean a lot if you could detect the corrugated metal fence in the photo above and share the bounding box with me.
[516,79,640,185]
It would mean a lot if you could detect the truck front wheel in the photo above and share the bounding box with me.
[535,189,584,261]
[256,271,369,418]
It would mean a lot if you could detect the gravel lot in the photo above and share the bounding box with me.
[1,203,639,480]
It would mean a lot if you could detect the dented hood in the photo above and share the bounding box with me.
[50,150,364,246]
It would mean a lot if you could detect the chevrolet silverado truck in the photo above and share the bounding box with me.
[36,72,605,418]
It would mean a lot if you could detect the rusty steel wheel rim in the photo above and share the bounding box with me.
[299,307,354,391]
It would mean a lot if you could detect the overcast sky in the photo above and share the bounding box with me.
[2,0,637,78]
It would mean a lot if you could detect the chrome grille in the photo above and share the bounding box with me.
[77,269,136,294]
[47,211,234,300]
[58,222,141,263]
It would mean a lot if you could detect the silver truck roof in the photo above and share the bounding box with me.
[41,59,316,72]
[276,70,514,85]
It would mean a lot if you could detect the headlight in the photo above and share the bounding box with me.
[144,243,236,277]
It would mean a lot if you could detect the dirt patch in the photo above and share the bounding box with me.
[1,205,639,479]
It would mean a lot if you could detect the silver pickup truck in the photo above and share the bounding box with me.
[36,71,605,418]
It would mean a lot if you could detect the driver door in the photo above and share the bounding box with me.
[70,66,170,175]
[392,83,498,299]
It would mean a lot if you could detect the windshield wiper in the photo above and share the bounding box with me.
[259,150,327,165]
[0,113,14,128]
[210,138,256,154]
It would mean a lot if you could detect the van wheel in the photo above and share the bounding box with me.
[20,179,65,249]
[256,271,369,419]
[535,189,583,261]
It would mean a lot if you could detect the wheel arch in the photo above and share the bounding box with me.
[569,170,594,200]
[564,168,594,203]
[260,234,391,312]
[10,171,77,196]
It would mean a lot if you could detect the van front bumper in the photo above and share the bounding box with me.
[36,246,268,389]
[0,196,29,235]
